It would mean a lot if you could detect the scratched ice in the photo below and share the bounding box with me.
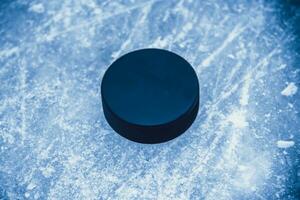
[0,0,299,199]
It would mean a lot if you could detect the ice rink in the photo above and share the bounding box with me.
[0,0,299,199]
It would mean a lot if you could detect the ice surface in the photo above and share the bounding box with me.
[0,0,300,199]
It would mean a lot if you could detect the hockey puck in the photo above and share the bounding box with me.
[101,48,199,144]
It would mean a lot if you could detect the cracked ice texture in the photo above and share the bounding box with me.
[0,0,300,199]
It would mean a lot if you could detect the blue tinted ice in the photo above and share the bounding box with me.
[0,0,299,199]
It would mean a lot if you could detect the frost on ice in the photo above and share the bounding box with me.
[29,3,45,13]
[227,109,248,129]
[277,140,295,148]
[281,82,298,96]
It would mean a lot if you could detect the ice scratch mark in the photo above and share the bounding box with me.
[37,0,160,43]
[0,47,19,59]
[188,47,281,189]
[150,36,170,49]
[19,58,27,142]
[197,23,248,74]
[198,47,280,137]
[112,2,153,59]
[215,47,279,109]
[227,109,248,129]
[240,73,251,106]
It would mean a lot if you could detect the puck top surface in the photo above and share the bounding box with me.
[101,48,199,143]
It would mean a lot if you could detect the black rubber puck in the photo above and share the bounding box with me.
[101,48,199,144]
